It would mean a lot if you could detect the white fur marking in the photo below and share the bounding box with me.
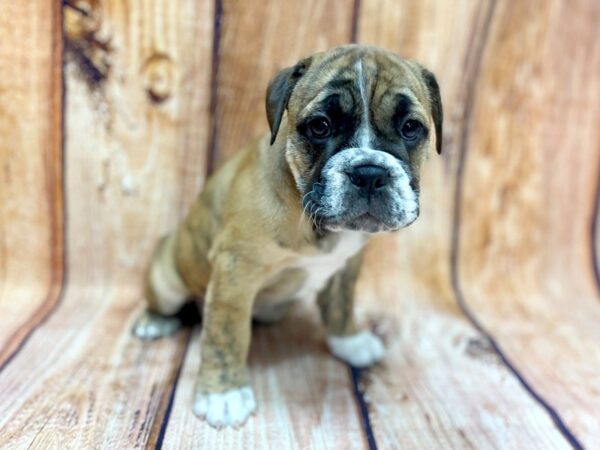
[355,59,372,148]
[193,386,256,428]
[327,331,385,367]
[294,231,367,299]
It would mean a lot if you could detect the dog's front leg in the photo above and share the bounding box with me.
[317,251,385,368]
[193,252,264,428]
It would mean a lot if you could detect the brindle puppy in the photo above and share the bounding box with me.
[133,44,442,428]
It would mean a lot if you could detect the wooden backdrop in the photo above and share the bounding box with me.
[0,0,599,448]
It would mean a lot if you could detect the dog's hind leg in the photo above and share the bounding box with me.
[133,234,191,340]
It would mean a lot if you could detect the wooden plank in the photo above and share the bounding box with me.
[63,0,212,288]
[0,288,189,449]
[0,0,212,447]
[0,0,64,367]
[357,240,569,450]
[594,123,600,308]
[456,1,600,447]
[355,0,576,447]
[162,306,367,450]
[209,0,356,169]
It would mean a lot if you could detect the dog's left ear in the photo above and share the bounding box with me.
[266,57,312,145]
[421,68,443,154]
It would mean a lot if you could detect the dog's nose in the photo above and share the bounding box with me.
[347,165,390,195]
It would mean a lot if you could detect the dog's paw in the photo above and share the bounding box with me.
[193,386,256,428]
[132,310,182,340]
[327,331,385,368]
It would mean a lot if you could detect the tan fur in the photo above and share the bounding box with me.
[140,45,441,417]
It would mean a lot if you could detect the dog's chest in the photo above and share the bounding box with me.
[293,231,366,298]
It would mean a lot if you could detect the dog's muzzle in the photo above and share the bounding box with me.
[303,148,419,233]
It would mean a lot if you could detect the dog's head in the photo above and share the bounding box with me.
[266,45,443,233]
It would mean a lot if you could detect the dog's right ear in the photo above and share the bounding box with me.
[266,57,312,145]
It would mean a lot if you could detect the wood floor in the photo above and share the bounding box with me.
[1,1,599,448]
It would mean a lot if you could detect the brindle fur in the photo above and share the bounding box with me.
[317,251,363,336]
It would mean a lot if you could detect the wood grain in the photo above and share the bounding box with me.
[595,183,600,291]
[0,287,189,449]
[457,1,600,446]
[209,0,356,169]
[0,0,212,447]
[357,239,572,449]
[0,0,63,367]
[63,0,212,288]
[353,1,581,447]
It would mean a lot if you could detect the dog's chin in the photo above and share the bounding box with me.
[340,214,388,233]
[321,211,418,234]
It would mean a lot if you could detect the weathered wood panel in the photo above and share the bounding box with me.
[457,1,600,446]
[0,0,63,367]
[357,240,570,450]
[355,1,576,447]
[0,0,212,447]
[64,0,212,288]
[0,287,189,449]
[592,192,600,289]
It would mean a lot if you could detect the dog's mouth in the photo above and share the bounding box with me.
[337,212,388,233]
[303,196,419,233]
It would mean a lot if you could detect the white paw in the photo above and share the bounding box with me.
[132,311,182,340]
[193,386,256,428]
[327,331,385,368]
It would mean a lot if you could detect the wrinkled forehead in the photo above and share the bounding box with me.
[289,46,430,118]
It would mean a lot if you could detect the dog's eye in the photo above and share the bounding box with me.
[400,119,423,140]
[307,116,332,139]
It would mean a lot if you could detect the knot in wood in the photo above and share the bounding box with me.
[142,54,174,103]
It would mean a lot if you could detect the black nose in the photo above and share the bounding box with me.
[347,165,390,195]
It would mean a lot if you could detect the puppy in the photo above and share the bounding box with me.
[133,44,442,428]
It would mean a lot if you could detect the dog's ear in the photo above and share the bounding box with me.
[421,68,443,154]
[266,57,312,145]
